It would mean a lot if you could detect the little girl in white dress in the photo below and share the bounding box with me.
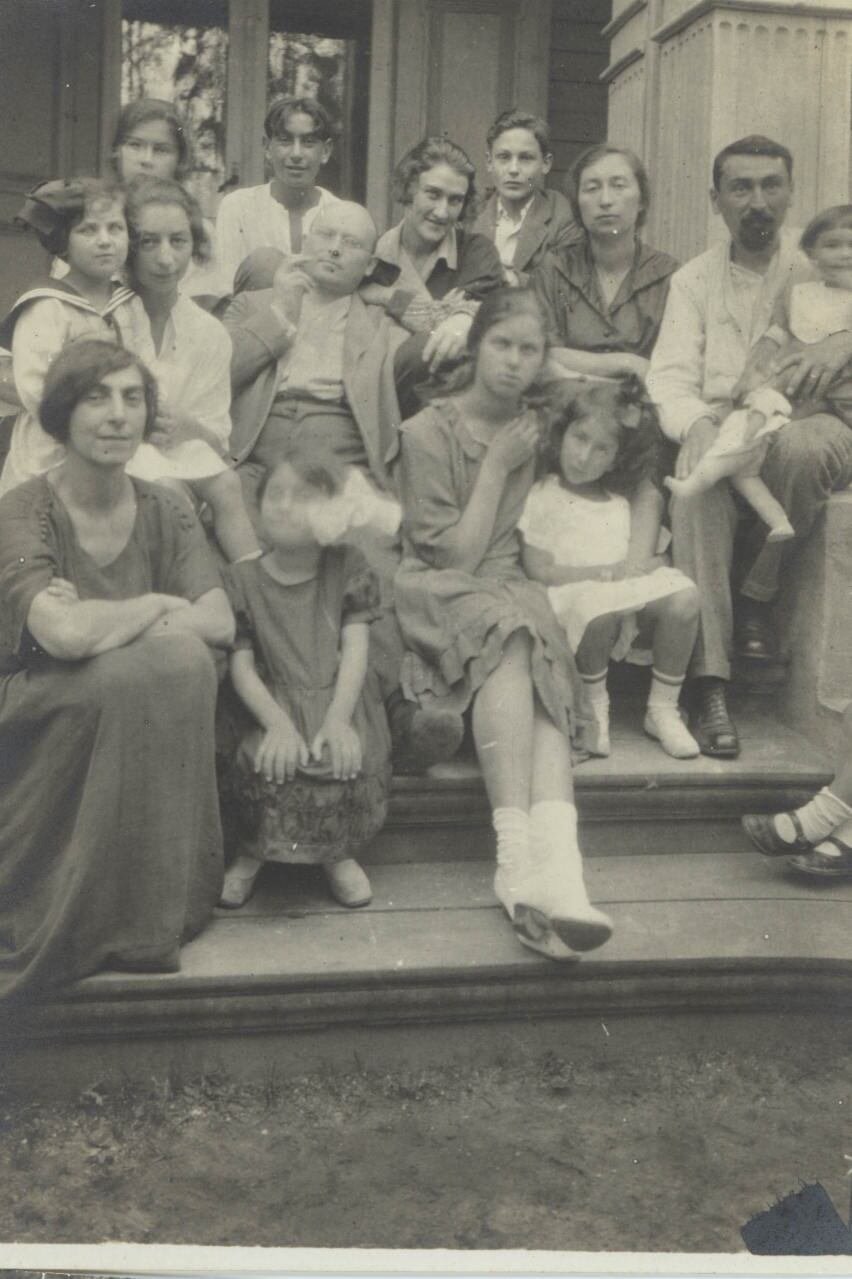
[521,376,701,758]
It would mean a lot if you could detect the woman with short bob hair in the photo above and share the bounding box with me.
[374,135,503,417]
[0,337,233,1001]
[531,142,677,380]
[39,334,159,441]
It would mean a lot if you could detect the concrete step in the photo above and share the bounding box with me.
[378,700,831,861]
[1,704,836,1095]
[5,849,851,1094]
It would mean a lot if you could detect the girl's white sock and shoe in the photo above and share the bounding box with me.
[644,670,700,759]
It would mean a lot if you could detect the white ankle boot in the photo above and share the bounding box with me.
[523,802,613,952]
[493,833,579,963]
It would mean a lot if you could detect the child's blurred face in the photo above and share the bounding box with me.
[260,463,323,550]
[131,201,194,295]
[118,118,180,181]
[67,198,128,281]
[487,127,551,209]
[475,312,546,399]
[809,225,852,289]
[559,413,620,486]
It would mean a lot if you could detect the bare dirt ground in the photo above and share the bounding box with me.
[1,1040,850,1252]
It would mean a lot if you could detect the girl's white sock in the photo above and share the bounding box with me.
[647,668,684,708]
[581,669,610,755]
[492,807,530,874]
[815,816,852,856]
[530,800,585,892]
[776,787,852,845]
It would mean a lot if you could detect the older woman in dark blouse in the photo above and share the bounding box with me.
[532,144,677,380]
[0,339,233,1001]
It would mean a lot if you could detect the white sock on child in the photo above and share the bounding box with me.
[644,669,699,759]
[814,815,852,856]
[581,669,610,756]
[776,787,852,845]
[493,807,529,868]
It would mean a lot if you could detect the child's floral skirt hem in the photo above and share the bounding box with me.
[218,748,391,866]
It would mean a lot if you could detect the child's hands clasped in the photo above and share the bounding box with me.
[311,713,362,781]
[254,716,309,783]
[486,417,540,476]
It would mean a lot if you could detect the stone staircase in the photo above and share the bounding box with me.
[4,691,850,1096]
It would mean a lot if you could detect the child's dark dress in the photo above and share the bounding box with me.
[220,547,391,864]
[394,398,596,751]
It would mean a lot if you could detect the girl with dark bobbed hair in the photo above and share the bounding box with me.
[0,337,234,1001]
[395,289,613,963]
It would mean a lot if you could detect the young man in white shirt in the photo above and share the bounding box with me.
[214,95,339,295]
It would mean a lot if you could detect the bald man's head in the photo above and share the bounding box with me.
[304,201,378,295]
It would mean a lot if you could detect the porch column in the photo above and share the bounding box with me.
[602,0,852,263]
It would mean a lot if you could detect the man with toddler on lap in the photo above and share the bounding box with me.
[648,136,852,759]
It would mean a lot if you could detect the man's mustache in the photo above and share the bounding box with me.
[742,210,775,225]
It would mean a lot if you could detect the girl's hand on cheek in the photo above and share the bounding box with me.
[312,716,362,781]
[254,718,309,783]
[486,418,540,476]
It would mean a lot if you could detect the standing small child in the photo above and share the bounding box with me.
[218,443,394,911]
[474,108,580,287]
[0,178,135,495]
[395,288,612,962]
[665,204,852,537]
[521,377,701,759]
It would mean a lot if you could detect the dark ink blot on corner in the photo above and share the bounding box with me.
[742,1181,852,1255]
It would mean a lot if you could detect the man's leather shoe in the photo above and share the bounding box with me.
[735,598,777,662]
[691,679,740,759]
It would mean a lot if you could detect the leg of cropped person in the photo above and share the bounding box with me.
[743,704,852,875]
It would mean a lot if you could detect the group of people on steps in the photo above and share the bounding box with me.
[1,93,851,1001]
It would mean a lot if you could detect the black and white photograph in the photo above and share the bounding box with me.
[0,0,851,1266]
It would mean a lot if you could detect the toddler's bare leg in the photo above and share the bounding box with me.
[732,474,794,542]
[193,470,262,562]
[664,453,738,500]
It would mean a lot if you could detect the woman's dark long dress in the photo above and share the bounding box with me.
[0,475,225,1001]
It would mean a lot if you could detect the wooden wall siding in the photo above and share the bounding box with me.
[709,15,851,233]
[547,0,612,191]
[605,55,646,157]
[653,12,715,261]
[604,1,852,262]
[0,0,107,317]
[385,0,555,228]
